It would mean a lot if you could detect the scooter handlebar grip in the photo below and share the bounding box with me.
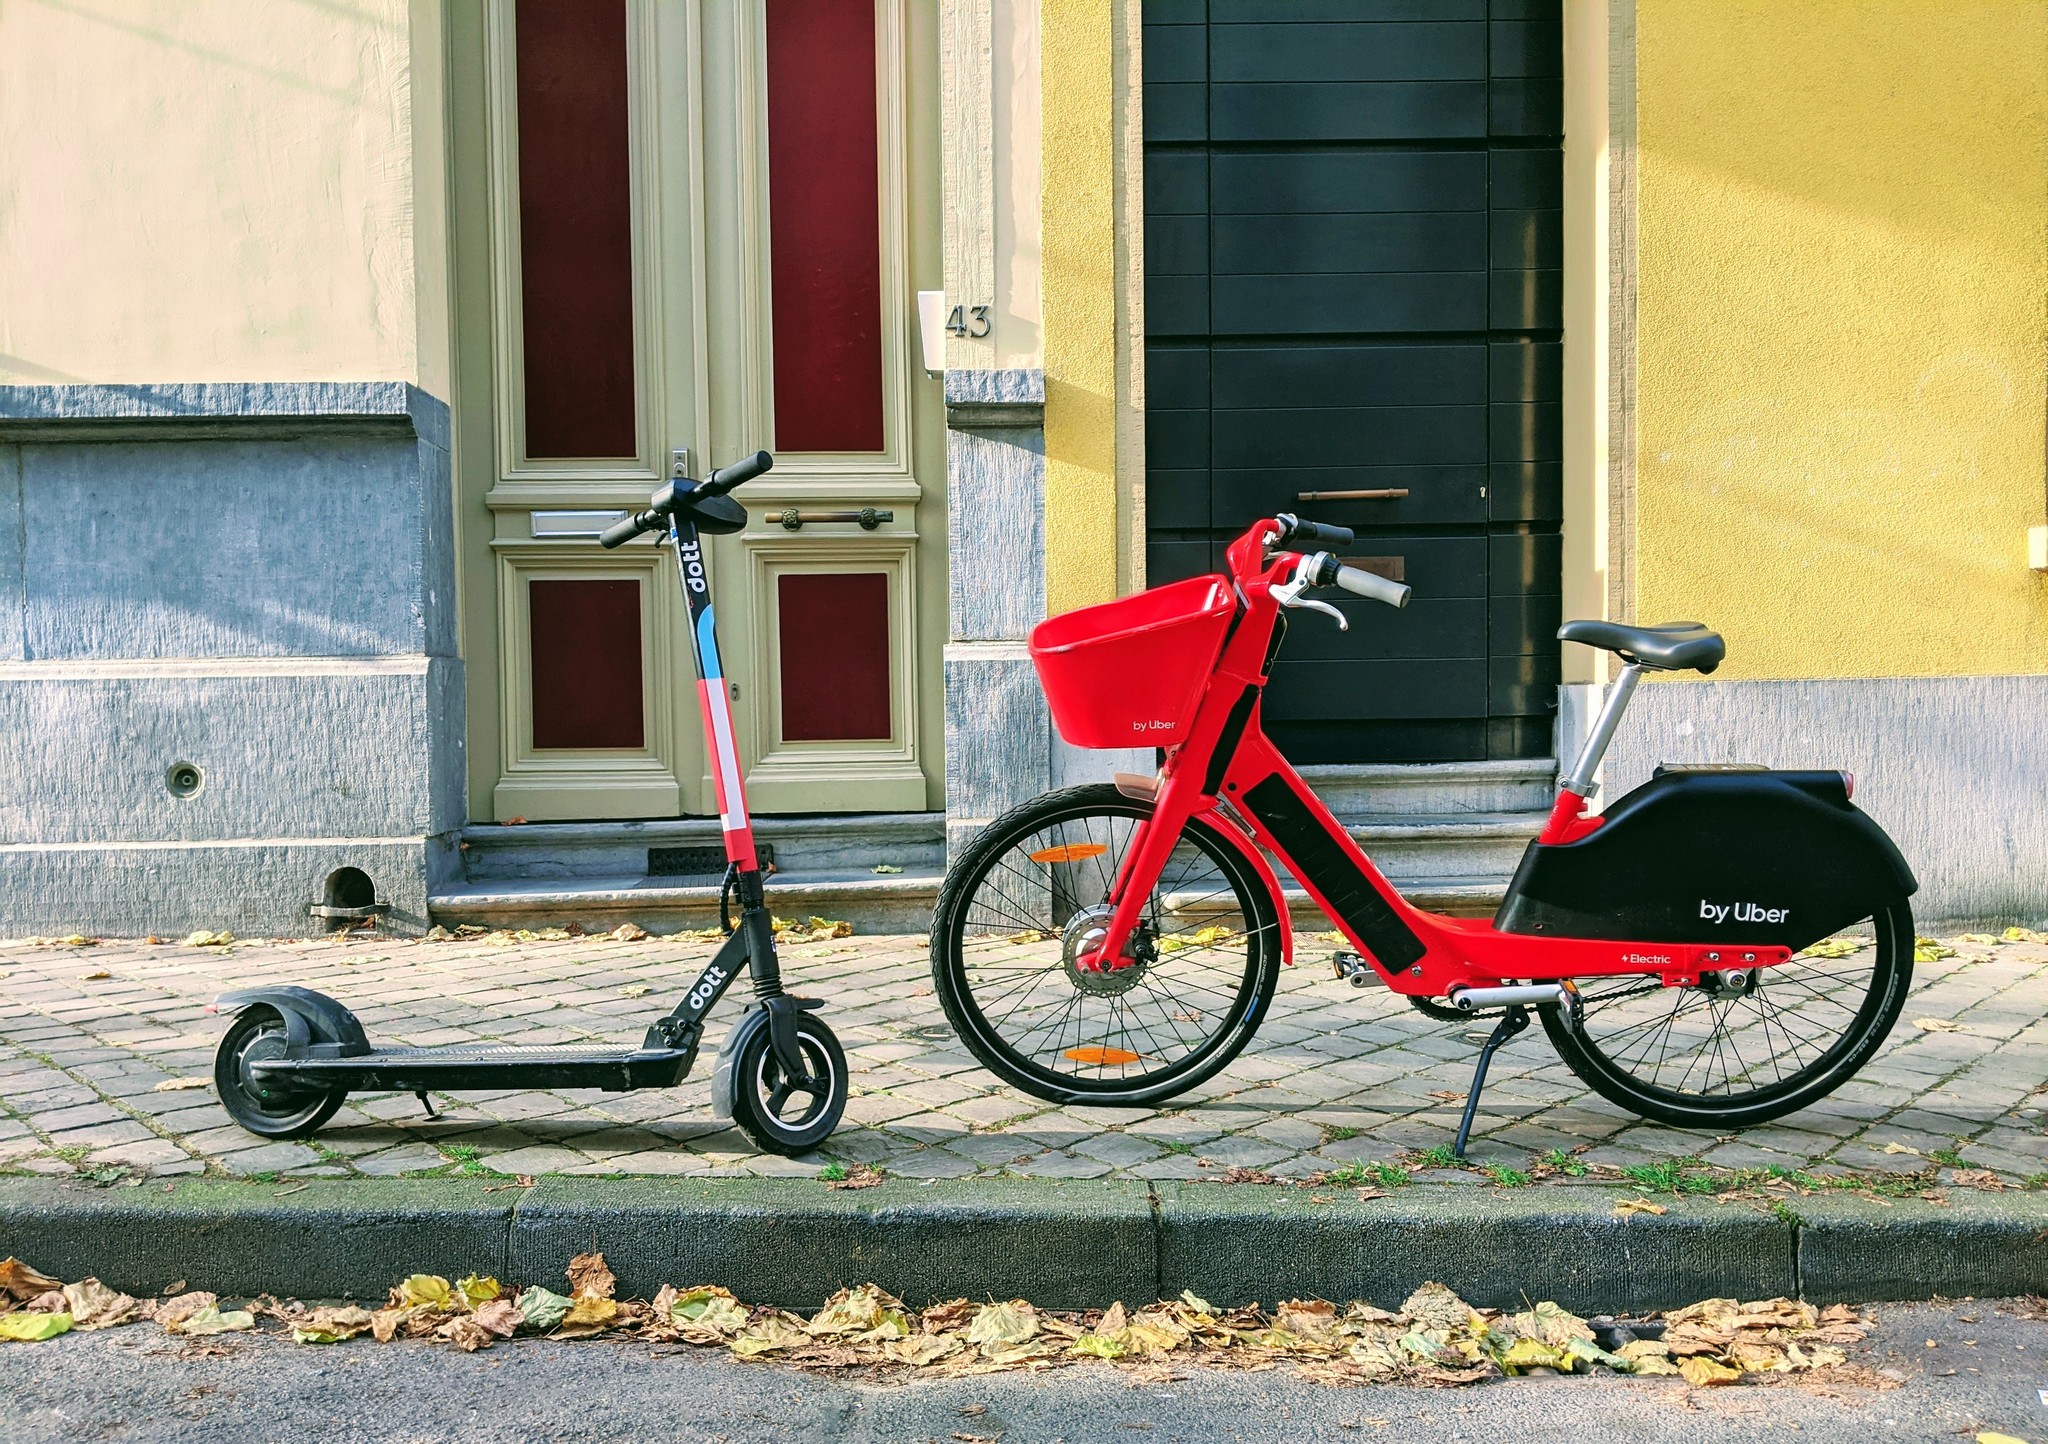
[704,450,773,495]
[1336,564,1411,609]
[600,511,658,549]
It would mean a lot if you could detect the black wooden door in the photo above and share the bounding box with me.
[1143,1,1562,764]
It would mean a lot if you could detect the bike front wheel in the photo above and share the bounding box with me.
[1539,899,1915,1128]
[931,784,1282,1107]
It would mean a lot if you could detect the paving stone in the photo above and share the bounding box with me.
[6,931,2048,1186]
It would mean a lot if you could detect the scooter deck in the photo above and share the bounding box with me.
[249,1044,696,1094]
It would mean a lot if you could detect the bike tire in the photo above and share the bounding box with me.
[931,784,1282,1107]
[1538,899,1915,1129]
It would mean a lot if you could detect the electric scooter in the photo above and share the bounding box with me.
[211,451,851,1156]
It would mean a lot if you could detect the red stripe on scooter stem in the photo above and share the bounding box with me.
[697,678,758,872]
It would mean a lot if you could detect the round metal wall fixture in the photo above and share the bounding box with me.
[164,761,204,799]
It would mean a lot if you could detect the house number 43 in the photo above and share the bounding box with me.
[945,304,992,338]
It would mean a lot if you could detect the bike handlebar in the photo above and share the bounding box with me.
[598,450,776,548]
[1273,512,1354,549]
[1335,563,1410,609]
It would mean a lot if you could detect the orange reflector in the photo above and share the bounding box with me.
[1064,1046,1142,1066]
[1029,843,1109,864]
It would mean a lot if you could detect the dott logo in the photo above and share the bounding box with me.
[1700,899,1790,925]
[678,538,709,594]
[687,963,728,1010]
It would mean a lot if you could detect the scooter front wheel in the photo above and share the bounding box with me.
[727,1013,848,1156]
[213,1004,345,1139]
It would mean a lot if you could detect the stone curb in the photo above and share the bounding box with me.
[2,1177,2044,1309]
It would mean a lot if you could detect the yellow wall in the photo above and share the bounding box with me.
[1039,0,1120,614]
[1636,1,2048,680]
[0,1,424,386]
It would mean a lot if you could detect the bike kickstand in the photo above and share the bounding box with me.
[1451,1005,1530,1161]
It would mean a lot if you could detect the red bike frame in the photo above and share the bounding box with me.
[1076,522,1791,995]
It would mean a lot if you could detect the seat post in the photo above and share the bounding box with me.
[1560,661,1644,798]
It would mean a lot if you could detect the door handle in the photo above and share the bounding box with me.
[1295,489,1409,502]
[767,508,894,531]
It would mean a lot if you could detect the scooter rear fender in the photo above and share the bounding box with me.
[213,986,372,1058]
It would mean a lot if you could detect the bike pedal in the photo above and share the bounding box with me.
[1330,951,1372,988]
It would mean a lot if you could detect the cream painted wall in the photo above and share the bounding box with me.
[0,0,422,386]
[1635,1,2048,681]
[991,0,1042,367]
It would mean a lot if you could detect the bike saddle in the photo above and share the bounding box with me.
[1557,619,1725,673]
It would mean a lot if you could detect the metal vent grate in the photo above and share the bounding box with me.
[648,844,773,877]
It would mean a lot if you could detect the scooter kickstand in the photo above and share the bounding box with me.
[416,1090,439,1120]
[1451,1005,1530,1161]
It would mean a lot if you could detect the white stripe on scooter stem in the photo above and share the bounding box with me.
[706,689,747,832]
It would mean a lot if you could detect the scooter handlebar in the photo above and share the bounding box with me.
[1335,563,1411,609]
[600,510,662,549]
[703,450,774,495]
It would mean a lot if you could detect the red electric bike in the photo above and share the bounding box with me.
[931,513,1918,1150]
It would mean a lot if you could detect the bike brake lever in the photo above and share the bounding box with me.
[1271,577,1349,631]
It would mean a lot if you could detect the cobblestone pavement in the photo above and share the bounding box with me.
[2,927,2046,1187]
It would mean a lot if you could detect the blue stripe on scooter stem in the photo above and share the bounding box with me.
[696,608,722,680]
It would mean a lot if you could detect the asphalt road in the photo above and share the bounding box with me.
[6,1300,2048,1444]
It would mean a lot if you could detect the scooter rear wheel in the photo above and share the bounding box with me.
[213,1004,346,1139]
[1538,900,1915,1129]
[728,1013,848,1156]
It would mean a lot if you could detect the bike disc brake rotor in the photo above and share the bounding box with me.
[1061,904,1151,998]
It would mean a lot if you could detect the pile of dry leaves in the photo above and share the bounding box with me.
[0,1253,1874,1388]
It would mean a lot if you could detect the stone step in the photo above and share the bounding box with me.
[1296,759,1556,820]
[430,868,945,936]
[458,812,944,883]
[1344,812,1542,885]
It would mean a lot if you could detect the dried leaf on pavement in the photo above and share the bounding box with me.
[515,1286,572,1334]
[153,1077,210,1092]
[827,1165,885,1191]
[1612,1196,1668,1217]
[1913,1018,1964,1032]
[0,1258,61,1303]
[173,1306,256,1337]
[61,1279,141,1330]
[1677,1355,1742,1386]
[0,1312,71,1342]
[567,1252,617,1300]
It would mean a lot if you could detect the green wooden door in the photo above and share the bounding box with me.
[1142,1,1563,764]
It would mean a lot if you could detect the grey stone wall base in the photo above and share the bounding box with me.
[0,835,454,938]
[2,1177,2039,1311]
[1608,674,2048,925]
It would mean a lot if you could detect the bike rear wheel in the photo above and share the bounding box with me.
[1539,900,1914,1128]
[931,784,1281,1106]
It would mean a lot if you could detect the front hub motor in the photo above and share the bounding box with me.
[1062,905,1151,998]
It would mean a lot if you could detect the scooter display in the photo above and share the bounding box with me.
[931,512,1919,1155]
[211,451,850,1156]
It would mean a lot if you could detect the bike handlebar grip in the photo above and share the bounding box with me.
[1336,564,1411,609]
[600,511,657,549]
[1274,512,1355,548]
[704,450,773,495]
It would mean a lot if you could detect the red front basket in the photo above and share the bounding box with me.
[1029,574,1236,749]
